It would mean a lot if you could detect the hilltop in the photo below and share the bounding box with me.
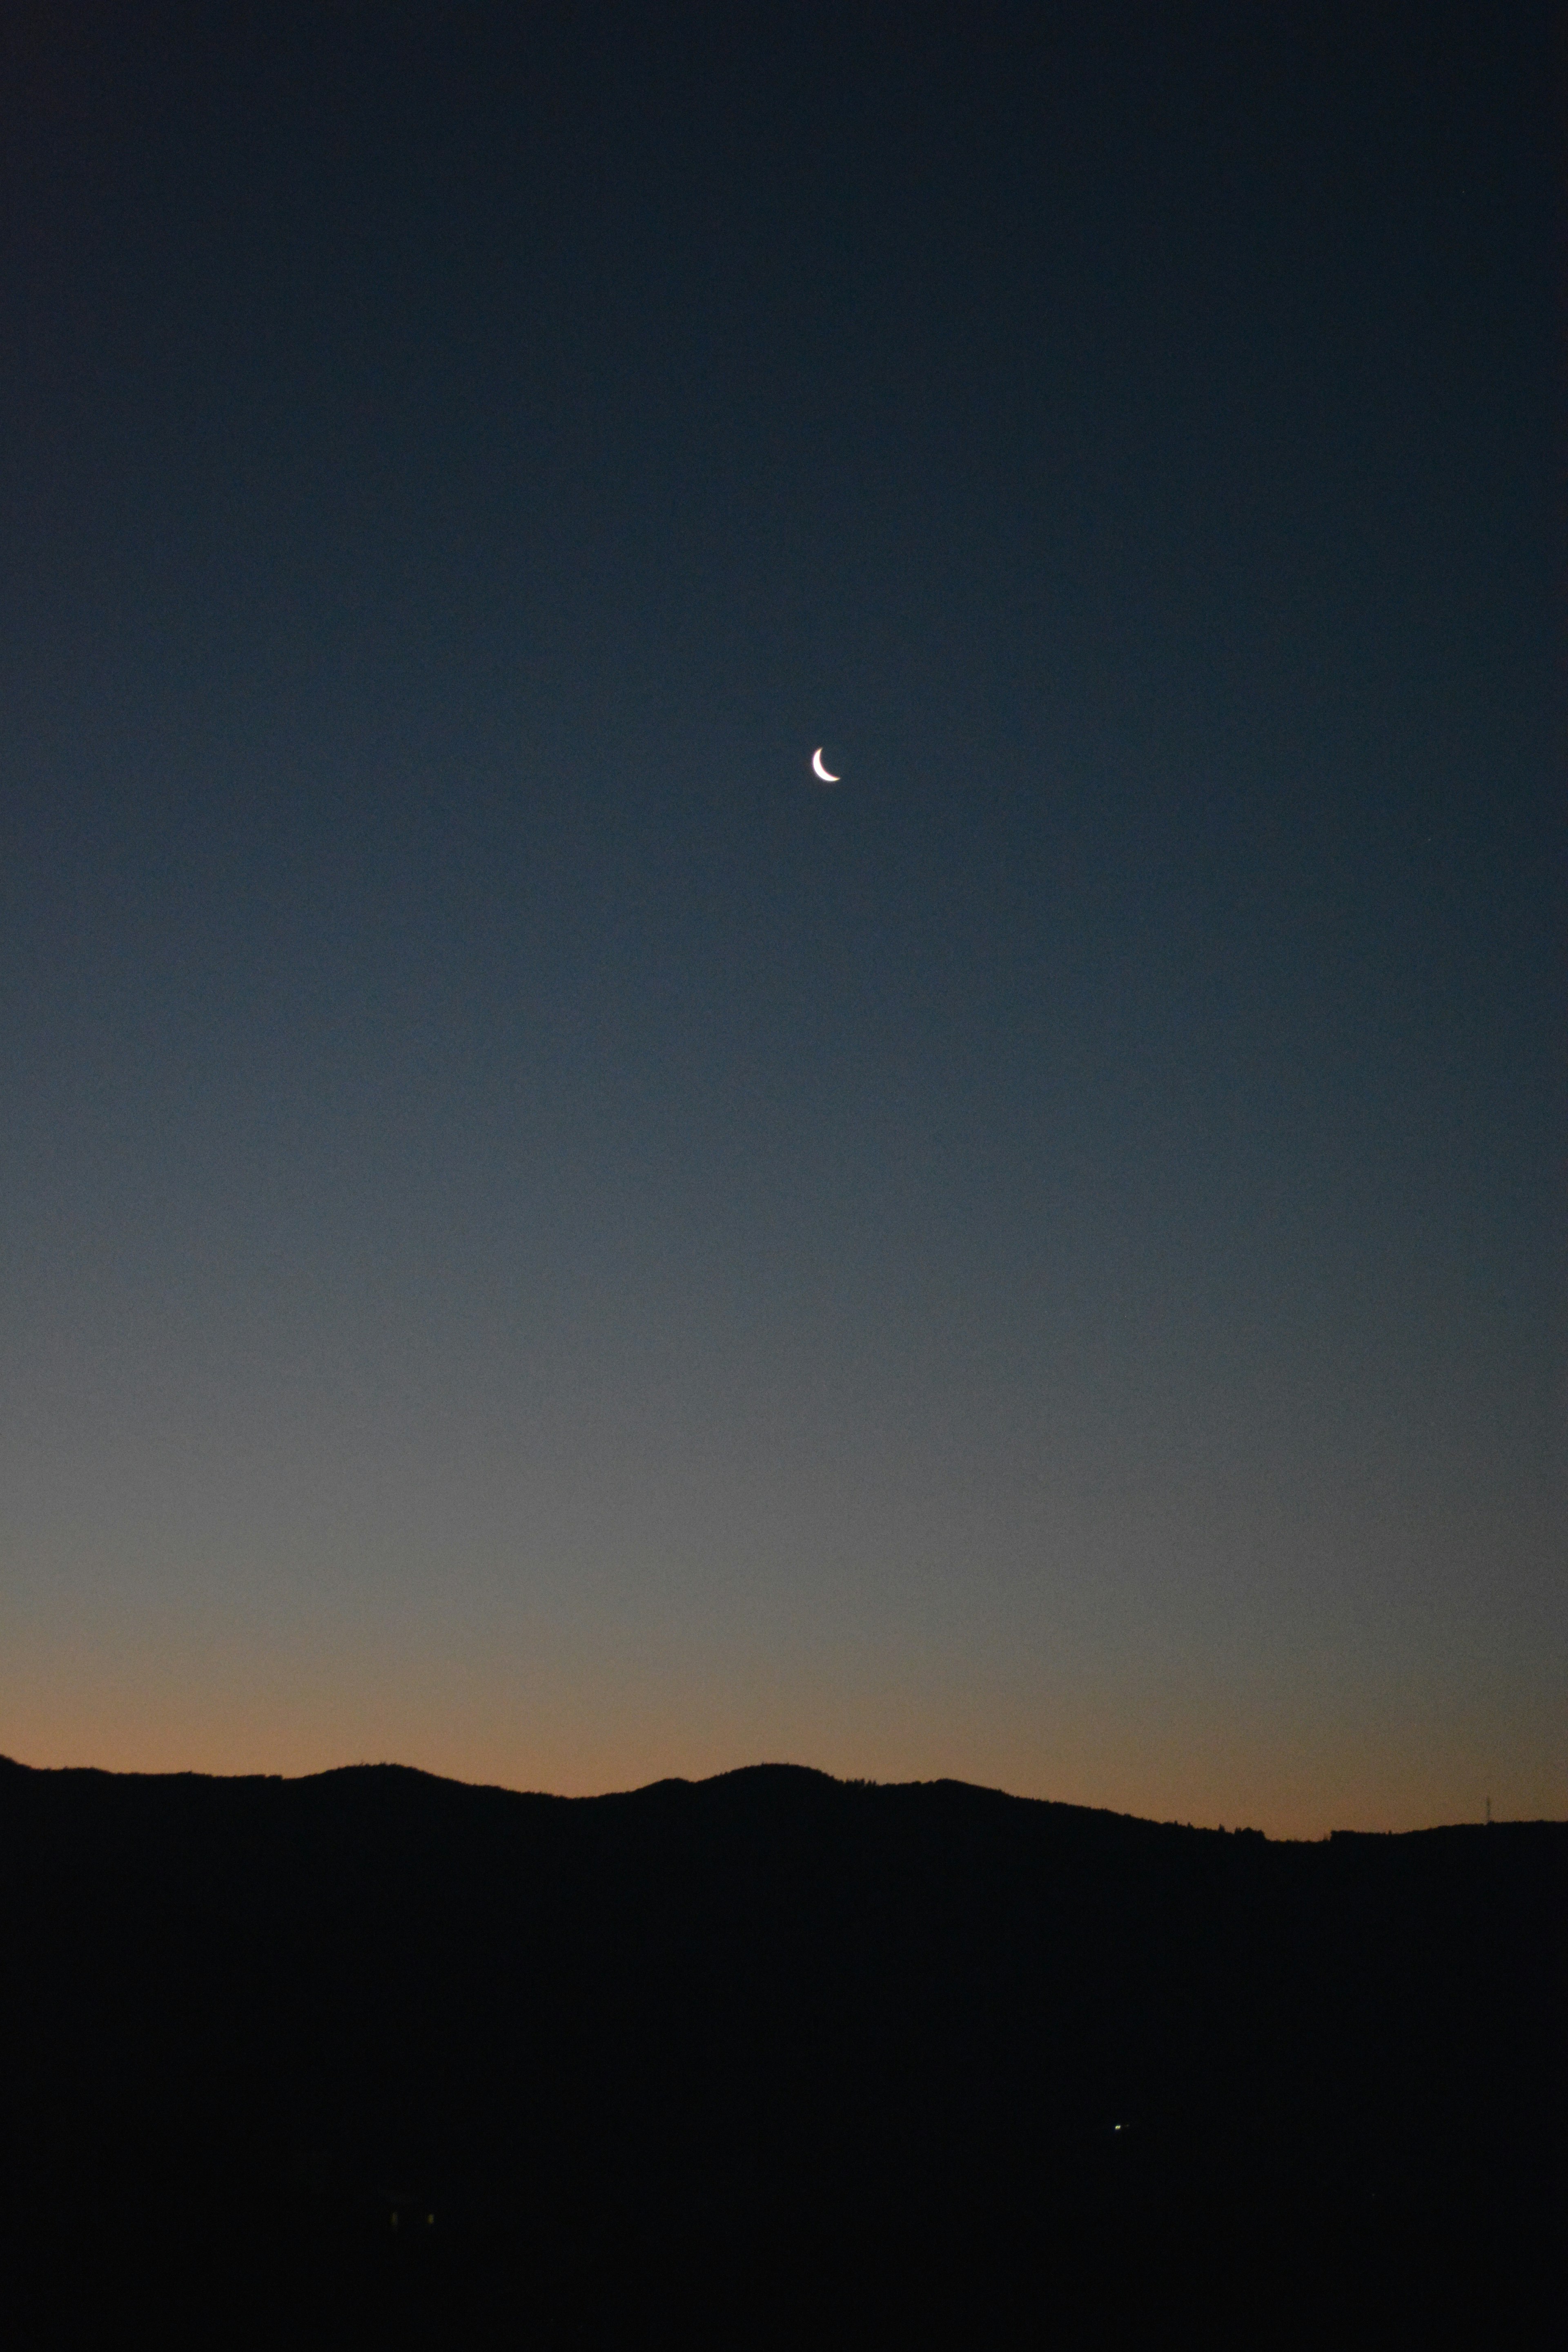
[3,1758,1562,2345]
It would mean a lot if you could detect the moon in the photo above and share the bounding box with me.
[811,747,840,783]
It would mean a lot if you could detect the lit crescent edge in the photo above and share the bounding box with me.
[811,748,840,783]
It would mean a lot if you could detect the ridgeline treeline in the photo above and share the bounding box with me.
[3,1758,1561,2345]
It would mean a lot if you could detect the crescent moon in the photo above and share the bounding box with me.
[811,748,840,783]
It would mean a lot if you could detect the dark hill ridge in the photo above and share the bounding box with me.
[3,1757,1563,2346]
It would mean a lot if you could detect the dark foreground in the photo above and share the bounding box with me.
[3,1758,1562,2346]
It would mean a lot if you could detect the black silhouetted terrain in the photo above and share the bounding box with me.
[3,1758,1562,2346]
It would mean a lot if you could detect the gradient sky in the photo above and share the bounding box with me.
[2,3,1560,1835]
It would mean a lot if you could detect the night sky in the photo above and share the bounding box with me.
[3,4,1559,1834]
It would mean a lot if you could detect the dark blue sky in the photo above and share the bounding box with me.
[2,2,1559,1829]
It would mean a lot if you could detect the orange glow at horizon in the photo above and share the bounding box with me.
[6,1621,1558,1842]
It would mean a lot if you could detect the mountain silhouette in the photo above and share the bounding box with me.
[3,1757,1562,2346]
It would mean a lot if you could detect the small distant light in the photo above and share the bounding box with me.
[1114,2124,1123,2133]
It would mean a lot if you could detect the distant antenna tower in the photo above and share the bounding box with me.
[1485,1796,1492,1826]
